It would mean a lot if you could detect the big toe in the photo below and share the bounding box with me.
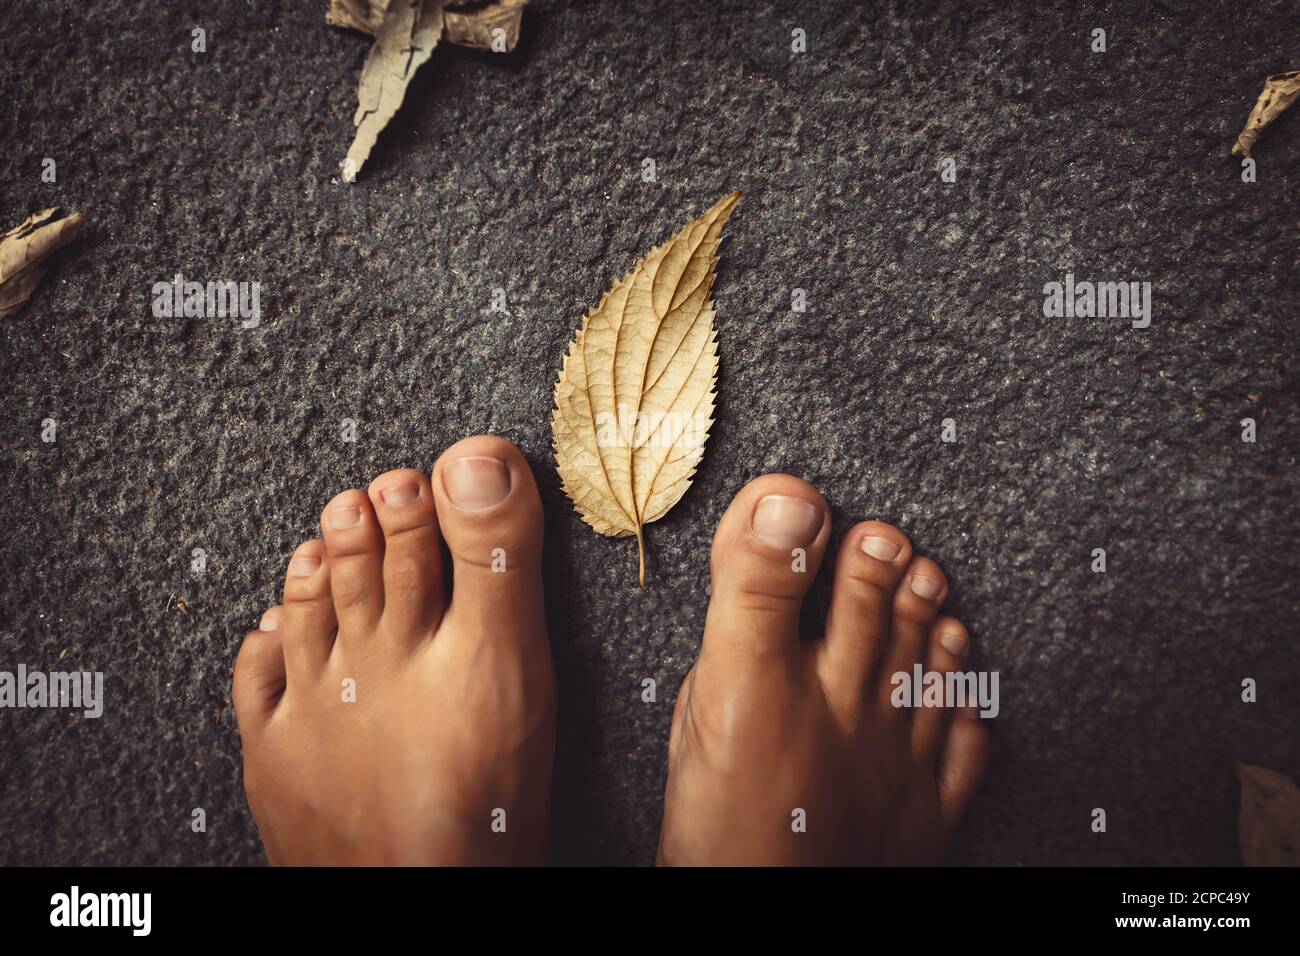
[431,435,547,648]
[701,474,829,668]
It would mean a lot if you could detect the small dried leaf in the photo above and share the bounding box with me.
[1232,70,1300,158]
[1237,762,1300,866]
[0,208,88,318]
[552,192,741,586]
[329,0,529,174]
[346,0,448,176]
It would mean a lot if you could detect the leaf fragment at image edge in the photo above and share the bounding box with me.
[552,192,742,587]
[1232,70,1300,158]
[1237,761,1300,866]
[0,208,89,318]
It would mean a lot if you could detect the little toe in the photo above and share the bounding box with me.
[937,703,991,836]
[911,616,970,763]
[320,488,385,640]
[280,539,337,677]
[368,469,445,645]
[232,606,287,729]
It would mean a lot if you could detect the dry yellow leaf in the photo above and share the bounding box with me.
[1237,762,1300,866]
[552,192,741,587]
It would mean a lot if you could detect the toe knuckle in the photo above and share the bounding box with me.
[284,580,327,603]
[383,556,428,599]
[383,524,438,549]
[331,581,370,612]
[841,562,895,595]
[732,583,804,613]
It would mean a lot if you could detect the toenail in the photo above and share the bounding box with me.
[751,495,822,550]
[940,628,967,657]
[379,483,420,508]
[327,506,361,530]
[259,612,280,632]
[289,555,321,576]
[443,456,511,511]
[911,573,943,600]
[861,535,900,561]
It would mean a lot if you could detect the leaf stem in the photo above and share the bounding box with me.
[635,527,646,588]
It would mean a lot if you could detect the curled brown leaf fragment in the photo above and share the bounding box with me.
[1237,762,1300,866]
[0,208,88,317]
[326,0,388,35]
[329,0,526,49]
[552,192,741,587]
[444,0,527,52]
[327,0,528,176]
[1232,70,1300,158]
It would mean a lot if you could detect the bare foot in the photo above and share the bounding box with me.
[658,474,990,865]
[232,436,554,865]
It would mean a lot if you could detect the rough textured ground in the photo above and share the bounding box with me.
[1,0,1297,866]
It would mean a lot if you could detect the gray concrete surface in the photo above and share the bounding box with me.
[1,0,1297,865]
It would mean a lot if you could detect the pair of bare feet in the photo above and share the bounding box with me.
[232,435,989,865]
